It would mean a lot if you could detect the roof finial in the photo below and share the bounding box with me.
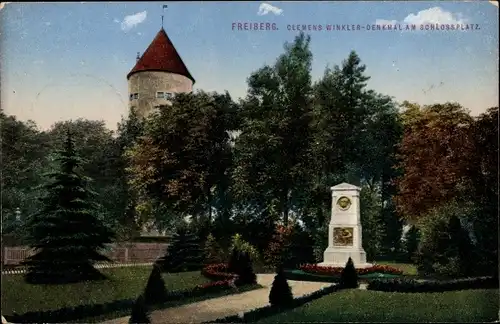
[162,4,168,29]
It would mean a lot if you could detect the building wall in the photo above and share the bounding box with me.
[128,71,193,118]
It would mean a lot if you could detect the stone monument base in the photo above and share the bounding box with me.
[317,248,372,268]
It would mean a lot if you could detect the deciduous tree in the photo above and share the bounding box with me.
[233,32,314,226]
[394,102,474,222]
[126,91,236,227]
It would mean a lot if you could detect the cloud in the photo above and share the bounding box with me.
[376,7,467,26]
[257,3,283,16]
[375,19,398,25]
[119,11,147,31]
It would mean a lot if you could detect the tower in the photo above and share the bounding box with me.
[318,183,372,268]
[127,28,195,118]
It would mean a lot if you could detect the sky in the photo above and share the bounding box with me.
[0,1,498,131]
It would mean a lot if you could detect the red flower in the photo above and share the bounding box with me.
[298,263,403,276]
[202,263,238,281]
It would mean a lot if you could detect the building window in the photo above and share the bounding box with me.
[133,93,139,99]
[156,92,164,99]
[165,92,173,100]
[129,94,134,101]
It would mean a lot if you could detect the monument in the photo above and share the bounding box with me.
[318,183,372,268]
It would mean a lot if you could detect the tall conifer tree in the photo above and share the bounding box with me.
[23,129,114,284]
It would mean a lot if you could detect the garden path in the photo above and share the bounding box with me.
[101,274,333,324]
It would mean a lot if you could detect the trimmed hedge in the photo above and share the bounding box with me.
[284,269,401,283]
[204,284,342,323]
[3,279,235,323]
[367,276,499,293]
[284,269,339,283]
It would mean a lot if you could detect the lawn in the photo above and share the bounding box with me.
[256,289,499,323]
[1,266,210,316]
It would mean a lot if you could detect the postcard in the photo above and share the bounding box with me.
[1,1,498,323]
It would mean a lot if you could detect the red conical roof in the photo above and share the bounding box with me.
[127,28,195,83]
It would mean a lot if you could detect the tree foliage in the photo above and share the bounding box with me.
[394,102,474,222]
[306,51,403,256]
[233,32,314,226]
[22,130,114,284]
[1,110,50,236]
[360,186,385,261]
[203,233,226,265]
[126,91,237,228]
[156,226,203,273]
[415,200,475,278]
[466,107,498,274]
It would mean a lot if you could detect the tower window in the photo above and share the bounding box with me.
[133,93,139,99]
[156,92,164,99]
[165,92,173,100]
[129,94,134,101]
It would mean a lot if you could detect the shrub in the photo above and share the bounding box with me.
[230,233,260,263]
[204,233,227,265]
[286,226,315,268]
[129,295,150,324]
[143,264,168,305]
[156,226,203,273]
[339,258,358,288]
[415,203,475,278]
[264,225,294,268]
[235,251,257,286]
[269,267,294,307]
[227,247,241,275]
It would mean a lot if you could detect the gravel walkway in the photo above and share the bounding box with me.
[101,274,333,324]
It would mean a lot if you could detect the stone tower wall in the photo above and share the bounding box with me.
[128,71,193,118]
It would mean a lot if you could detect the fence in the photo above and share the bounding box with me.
[1,243,169,266]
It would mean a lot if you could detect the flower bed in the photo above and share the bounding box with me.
[299,264,403,276]
[201,263,237,281]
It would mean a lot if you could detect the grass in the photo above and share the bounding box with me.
[256,289,499,323]
[1,266,210,316]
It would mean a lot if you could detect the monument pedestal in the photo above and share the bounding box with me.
[318,248,372,268]
[318,183,372,269]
